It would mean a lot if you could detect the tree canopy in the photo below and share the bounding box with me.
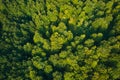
[0,0,120,80]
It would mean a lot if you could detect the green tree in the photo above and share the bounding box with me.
[53,71,62,80]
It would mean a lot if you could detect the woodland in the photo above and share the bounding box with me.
[0,0,120,80]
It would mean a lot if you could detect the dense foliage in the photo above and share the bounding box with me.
[0,0,120,80]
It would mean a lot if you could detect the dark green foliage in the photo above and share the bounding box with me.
[0,0,120,80]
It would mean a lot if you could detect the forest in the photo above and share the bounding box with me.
[0,0,120,80]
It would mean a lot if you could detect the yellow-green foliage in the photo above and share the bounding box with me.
[0,0,120,80]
